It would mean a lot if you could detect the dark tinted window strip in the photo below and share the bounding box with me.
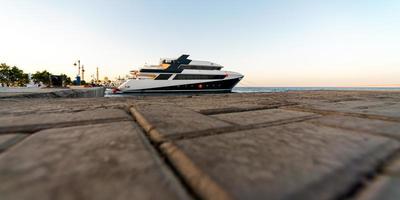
[143,77,241,91]
[140,69,167,73]
[140,68,183,73]
[155,74,172,80]
[179,65,222,70]
[173,74,226,80]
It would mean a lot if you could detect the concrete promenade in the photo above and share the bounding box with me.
[0,87,106,98]
[0,91,400,200]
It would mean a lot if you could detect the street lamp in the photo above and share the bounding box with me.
[81,65,85,81]
[73,60,81,77]
[73,60,81,85]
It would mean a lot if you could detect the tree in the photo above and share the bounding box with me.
[60,74,72,85]
[18,73,30,86]
[15,71,29,86]
[0,63,29,86]
[0,63,11,86]
[32,70,51,86]
[10,66,29,86]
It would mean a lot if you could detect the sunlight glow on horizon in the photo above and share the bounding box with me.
[0,0,399,87]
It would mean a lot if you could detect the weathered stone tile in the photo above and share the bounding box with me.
[310,115,400,140]
[131,103,231,142]
[297,100,400,119]
[187,102,295,115]
[0,109,131,133]
[0,87,105,99]
[0,98,133,116]
[172,122,399,200]
[350,101,400,118]
[170,95,296,115]
[0,134,28,152]
[355,176,400,200]
[212,108,317,126]
[0,122,191,200]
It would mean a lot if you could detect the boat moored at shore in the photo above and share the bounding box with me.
[116,55,244,93]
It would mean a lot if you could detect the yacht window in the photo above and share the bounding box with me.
[179,65,222,70]
[155,74,172,80]
[161,59,172,64]
[173,74,226,80]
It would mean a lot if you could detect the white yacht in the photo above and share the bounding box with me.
[115,55,243,93]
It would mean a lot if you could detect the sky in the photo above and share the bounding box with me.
[0,0,399,87]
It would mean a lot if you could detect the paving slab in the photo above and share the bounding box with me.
[0,98,134,116]
[131,103,232,142]
[0,122,191,200]
[212,108,317,126]
[0,87,105,98]
[169,95,296,114]
[0,109,131,133]
[169,122,399,200]
[281,91,400,104]
[355,176,400,200]
[0,134,28,152]
[310,115,400,140]
[295,100,400,120]
[187,102,296,115]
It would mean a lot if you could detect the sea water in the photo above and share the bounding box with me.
[105,87,400,97]
[233,87,400,93]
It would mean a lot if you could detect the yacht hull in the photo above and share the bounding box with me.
[118,77,241,93]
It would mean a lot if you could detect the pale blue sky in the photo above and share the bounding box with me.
[1,0,399,86]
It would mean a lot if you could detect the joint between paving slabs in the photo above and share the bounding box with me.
[129,107,200,199]
[129,106,233,200]
[381,151,400,177]
[167,114,321,142]
[199,102,298,115]
[0,134,30,154]
[308,120,400,142]
[129,107,165,144]
[283,106,400,123]
[0,117,132,135]
[339,149,400,200]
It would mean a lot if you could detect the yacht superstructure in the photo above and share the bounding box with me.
[116,55,243,93]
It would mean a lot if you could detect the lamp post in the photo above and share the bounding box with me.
[82,65,85,81]
[73,60,81,77]
[73,60,81,85]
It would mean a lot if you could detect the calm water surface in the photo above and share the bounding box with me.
[105,87,400,97]
[232,87,400,93]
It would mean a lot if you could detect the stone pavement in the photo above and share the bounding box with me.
[0,87,105,98]
[0,91,400,200]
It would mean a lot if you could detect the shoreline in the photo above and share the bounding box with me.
[1,86,400,99]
